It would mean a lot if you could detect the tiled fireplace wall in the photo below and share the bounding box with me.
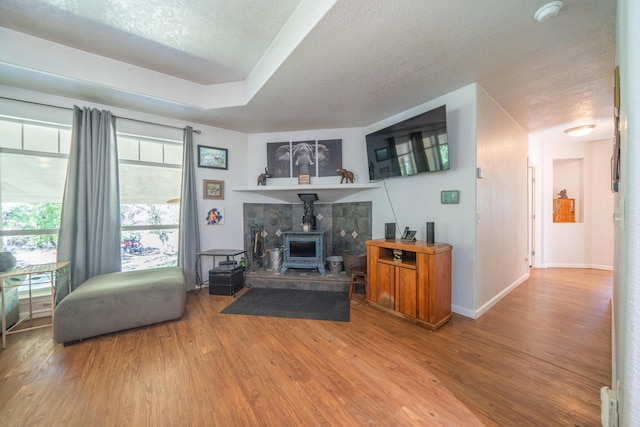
[243,201,372,266]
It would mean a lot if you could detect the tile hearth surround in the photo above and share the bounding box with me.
[243,201,372,269]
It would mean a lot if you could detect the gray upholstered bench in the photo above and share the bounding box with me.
[54,267,186,344]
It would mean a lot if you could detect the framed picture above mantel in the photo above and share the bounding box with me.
[266,139,343,178]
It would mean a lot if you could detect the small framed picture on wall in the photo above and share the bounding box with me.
[203,179,224,200]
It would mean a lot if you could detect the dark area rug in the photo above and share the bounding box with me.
[220,288,350,322]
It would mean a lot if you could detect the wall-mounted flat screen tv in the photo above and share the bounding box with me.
[366,105,449,181]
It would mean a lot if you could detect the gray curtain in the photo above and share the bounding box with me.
[178,126,200,291]
[56,106,121,302]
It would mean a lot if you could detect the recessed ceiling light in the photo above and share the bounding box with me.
[534,1,563,23]
[564,125,596,137]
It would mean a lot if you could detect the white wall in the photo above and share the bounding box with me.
[615,0,640,423]
[368,85,479,317]
[541,138,614,269]
[475,86,529,315]
[193,126,247,273]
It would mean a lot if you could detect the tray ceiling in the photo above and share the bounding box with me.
[0,0,616,136]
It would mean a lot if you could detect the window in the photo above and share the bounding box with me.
[1,117,69,296]
[1,118,69,271]
[117,133,182,271]
[1,116,183,288]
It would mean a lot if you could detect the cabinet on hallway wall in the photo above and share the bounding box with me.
[553,198,575,223]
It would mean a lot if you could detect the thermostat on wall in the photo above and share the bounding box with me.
[441,190,460,204]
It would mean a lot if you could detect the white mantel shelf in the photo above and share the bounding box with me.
[233,183,379,203]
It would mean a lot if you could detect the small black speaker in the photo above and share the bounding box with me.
[385,223,396,240]
[426,222,435,243]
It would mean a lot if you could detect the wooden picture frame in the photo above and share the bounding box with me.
[198,145,228,170]
[203,179,224,200]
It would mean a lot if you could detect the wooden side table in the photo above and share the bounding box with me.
[1,261,71,349]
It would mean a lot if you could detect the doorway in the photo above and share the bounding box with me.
[527,163,537,268]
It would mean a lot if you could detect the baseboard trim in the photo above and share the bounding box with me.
[543,263,613,271]
[473,272,530,319]
[451,305,476,319]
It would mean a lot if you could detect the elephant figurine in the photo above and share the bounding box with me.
[337,164,354,183]
[257,167,271,185]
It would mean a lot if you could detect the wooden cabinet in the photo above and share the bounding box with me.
[366,239,452,330]
[553,198,575,223]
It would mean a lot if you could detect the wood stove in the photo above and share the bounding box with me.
[280,231,325,276]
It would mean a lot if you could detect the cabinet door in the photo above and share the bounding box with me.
[396,266,417,316]
[375,262,395,309]
[417,250,452,325]
[429,251,452,324]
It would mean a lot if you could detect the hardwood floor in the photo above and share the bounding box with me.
[0,268,611,426]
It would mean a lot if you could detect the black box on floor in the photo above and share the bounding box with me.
[209,266,244,295]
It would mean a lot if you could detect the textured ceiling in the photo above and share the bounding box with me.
[0,0,616,137]
[0,0,301,84]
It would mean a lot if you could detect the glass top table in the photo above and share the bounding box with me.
[196,249,247,257]
[1,261,71,349]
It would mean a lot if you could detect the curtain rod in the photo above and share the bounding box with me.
[0,95,201,134]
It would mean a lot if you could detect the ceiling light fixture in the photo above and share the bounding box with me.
[534,1,563,23]
[564,125,596,137]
